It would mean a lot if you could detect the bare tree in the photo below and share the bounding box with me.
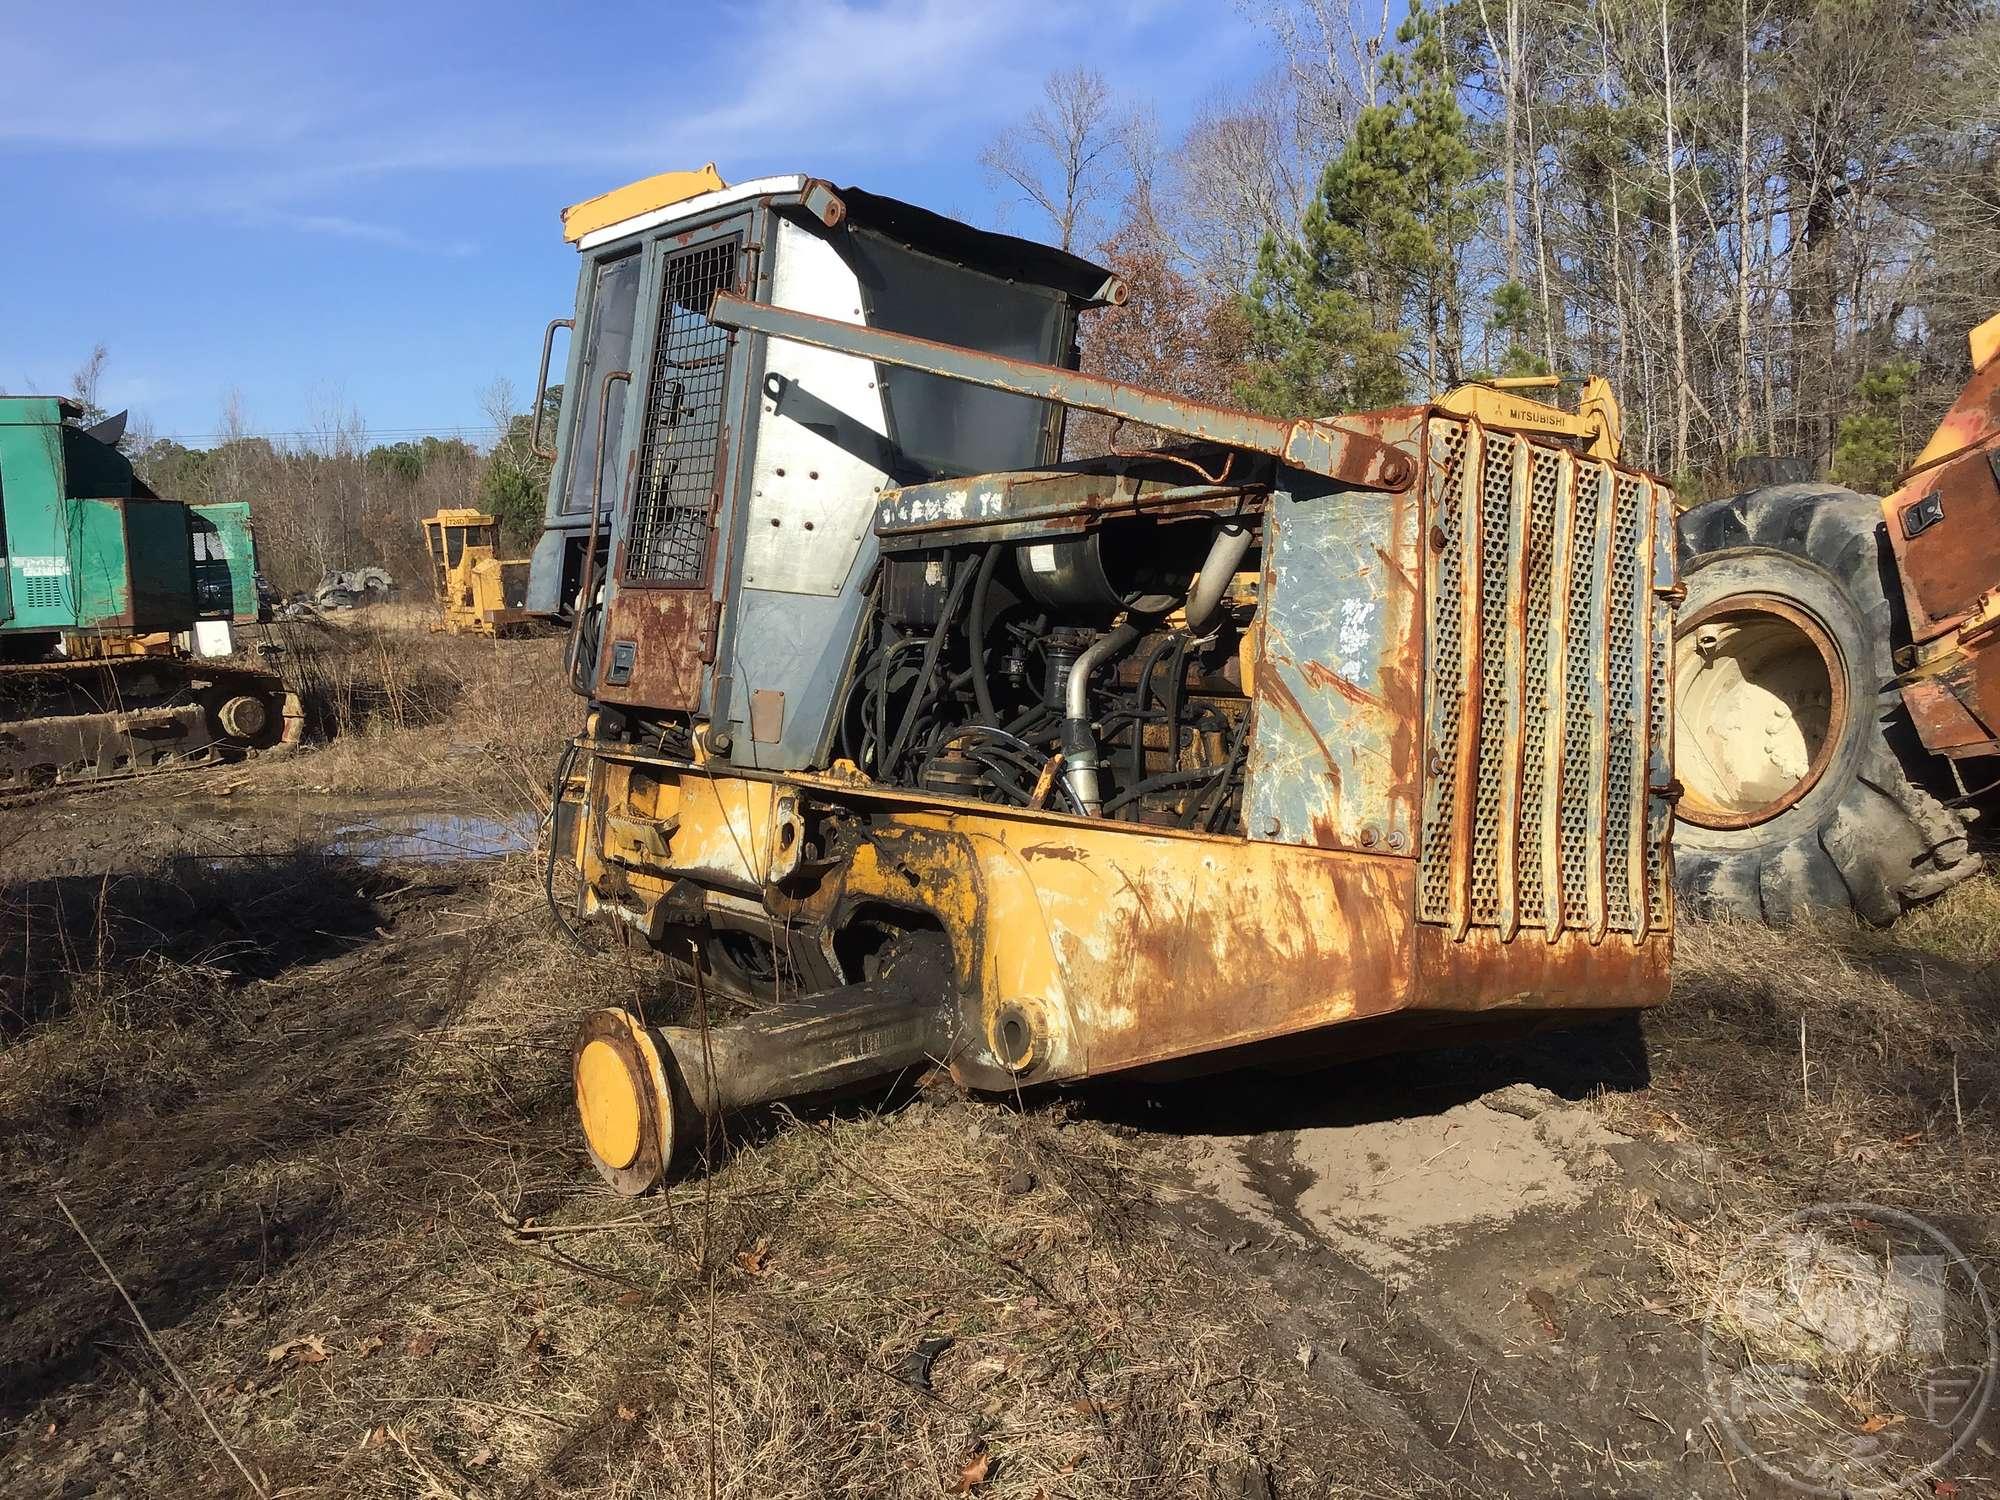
[1735,0,1754,452]
[1474,0,1523,286]
[480,377,520,448]
[1660,0,1692,476]
[1254,0,1397,152]
[1176,73,1321,293]
[69,344,111,423]
[979,68,1126,251]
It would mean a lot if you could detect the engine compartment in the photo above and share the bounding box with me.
[844,461,1266,832]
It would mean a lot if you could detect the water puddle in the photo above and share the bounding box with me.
[327,810,537,865]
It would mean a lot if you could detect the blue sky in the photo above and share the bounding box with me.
[4,1,1269,448]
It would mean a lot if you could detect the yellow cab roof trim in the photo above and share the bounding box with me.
[561,164,729,245]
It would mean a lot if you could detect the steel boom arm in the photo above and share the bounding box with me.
[705,292,1414,492]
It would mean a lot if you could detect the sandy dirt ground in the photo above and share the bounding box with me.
[2,652,1996,1497]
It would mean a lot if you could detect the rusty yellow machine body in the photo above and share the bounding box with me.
[1438,374,1623,464]
[528,173,1678,1191]
[421,508,531,636]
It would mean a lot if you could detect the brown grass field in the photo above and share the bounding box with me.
[1,611,1995,1498]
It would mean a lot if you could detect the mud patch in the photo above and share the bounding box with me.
[1208,1083,1628,1276]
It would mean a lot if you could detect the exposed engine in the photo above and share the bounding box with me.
[846,503,1258,832]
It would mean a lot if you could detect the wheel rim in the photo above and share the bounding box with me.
[1674,595,1847,831]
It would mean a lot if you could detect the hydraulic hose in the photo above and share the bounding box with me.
[883,559,978,780]
[967,542,1002,724]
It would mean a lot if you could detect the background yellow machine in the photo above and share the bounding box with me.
[522,171,1678,1191]
[420,508,531,636]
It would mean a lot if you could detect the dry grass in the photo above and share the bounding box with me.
[0,844,1301,1499]
[1638,872,2000,1191]
[1607,871,2000,1396]
[244,614,577,807]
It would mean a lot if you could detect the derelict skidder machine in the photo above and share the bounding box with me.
[523,170,1680,1192]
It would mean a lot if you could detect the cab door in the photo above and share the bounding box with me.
[594,216,750,711]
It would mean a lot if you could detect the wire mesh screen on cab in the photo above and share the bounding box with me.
[623,237,739,585]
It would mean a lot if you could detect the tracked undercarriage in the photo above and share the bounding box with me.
[0,654,302,793]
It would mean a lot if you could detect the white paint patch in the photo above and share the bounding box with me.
[15,556,68,577]
[1337,596,1376,681]
[742,216,892,596]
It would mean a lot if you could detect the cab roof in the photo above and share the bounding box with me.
[562,170,1124,310]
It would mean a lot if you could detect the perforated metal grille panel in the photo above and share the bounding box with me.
[1418,422,1674,939]
[1467,434,1518,926]
[24,576,66,611]
[1418,420,1470,920]
[1647,593,1673,929]
[1560,463,1607,928]
[623,237,739,585]
[1516,446,1564,927]
[1602,475,1645,932]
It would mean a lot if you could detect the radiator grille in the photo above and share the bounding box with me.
[1559,463,1607,928]
[1418,419,1674,939]
[1467,434,1517,926]
[1516,446,1564,928]
[25,575,66,611]
[1417,421,1470,920]
[623,237,739,585]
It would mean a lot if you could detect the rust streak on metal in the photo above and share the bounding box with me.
[1258,664,1344,807]
[1295,657,1392,713]
[1374,543,1421,596]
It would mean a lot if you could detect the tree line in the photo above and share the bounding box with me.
[994,0,2000,496]
[78,358,555,595]
[63,0,1999,592]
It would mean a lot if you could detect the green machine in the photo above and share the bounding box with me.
[190,502,260,623]
[0,396,299,789]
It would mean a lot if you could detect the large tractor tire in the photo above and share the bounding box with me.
[1672,482,1980,923]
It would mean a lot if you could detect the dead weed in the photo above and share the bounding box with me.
[1610,872,2000,1382]
[247,615,576,804]
[0,847,1288,1498]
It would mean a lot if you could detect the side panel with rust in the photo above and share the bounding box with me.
[847,810,1417,1080]
[1878,341,2000,760]
[569,756,1670,1093]
[1883,440,2000,644]
[1243,453,1425,854]
[1902,634,2000,757]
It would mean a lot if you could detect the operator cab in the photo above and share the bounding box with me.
[523,169,1123,767]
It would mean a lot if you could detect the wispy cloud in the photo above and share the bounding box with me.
[274,213,476,256]
[9,0,1213,254]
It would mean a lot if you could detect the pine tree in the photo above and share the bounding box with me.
[1831,360,1918,493]
[1236,0,1483,418]
[1490,281,1548,376]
